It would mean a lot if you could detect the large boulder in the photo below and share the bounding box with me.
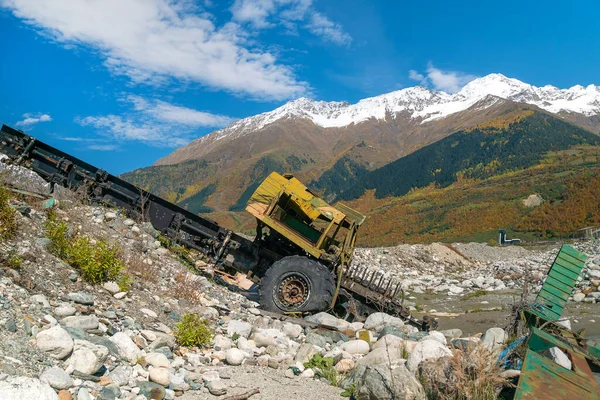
[355,364,426,400]
[358,346,405,366]
[364,312,405,332]
[406,340,453,372]
[67,340,109,374]
[0,377,59,400]
[36,325,74,359]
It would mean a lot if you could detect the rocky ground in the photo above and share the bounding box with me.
[1,163,599,400]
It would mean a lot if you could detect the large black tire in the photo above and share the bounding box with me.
[260,255,335,313]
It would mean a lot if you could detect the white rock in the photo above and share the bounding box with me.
[103,281,121,294]
[36,325,74,360]
[251,328,285,348]
[0,377,58,400]
[300,368,315,378]
[363,312,404,332]
[213,334,234,350]
[104,212,117,221]
[30,294,50,308]
[53,305,77,318]
[340,340,370,355]
[573,293,586,302]
[304,312,350,331]
[109,365,133,386]
[110,332,141,361]
[140,308,158,318]
[227,320,252,339]
[77,387,93,400]
[425,331,447,345]
[372,335,405,351]
[226,348,246,366]
[145,352,170,368]
[61,315,99,331]
[123,218,135,226]
[282,323,303,339]
[140,330,158,342]
[113,292,127,299]
[406,340,453,372]
[482,327,506,350]
[67,340,109,375]
[202,371,220,382]
[358,346,405,366]
[149,368,170,386]
[40,367,73,390]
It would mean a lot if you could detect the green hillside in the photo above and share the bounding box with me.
[338,110,600,201]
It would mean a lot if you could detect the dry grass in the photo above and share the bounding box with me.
[419,344,512,400]
[125,254,160,284]
[170,271,202,305]
[0,187,17,240]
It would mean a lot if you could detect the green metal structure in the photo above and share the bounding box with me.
[514,245,600,400]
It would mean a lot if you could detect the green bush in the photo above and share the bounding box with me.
[0,187,17,240]
[45,211,71,259]
[70,237,125,284]
[7,251,22,270]
[174,314,213,347]
[45,211,128,285]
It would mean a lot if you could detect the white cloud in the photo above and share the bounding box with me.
[408,69,425,83]
[76,95,235,147]
[2,0,308,100]
[15,113,52,126]
[126,95,234,127]
[230,0,350,45]
[408,64,478,93]
[87,144,119,151]
[306,12,352,45]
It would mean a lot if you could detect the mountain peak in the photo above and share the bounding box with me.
[205,74,599,143]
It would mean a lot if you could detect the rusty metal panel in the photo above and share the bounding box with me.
[514,350,600,400]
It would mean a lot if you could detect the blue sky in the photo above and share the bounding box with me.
[1,0,599,175]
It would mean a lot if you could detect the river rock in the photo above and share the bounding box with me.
[68,292,94,305]
[0,376,59,400]
[40,367,74,390]
[149,368,170,386]
[354,364,426,400]
[340,340,370,355]
[482,327,506,349]
[406,340,453,372]
[207,380,228,396]
[145,352,170,368]
[61,315,99,331]
[67,340,109,374]
[304,312,350,331]
[226,348,246,366]
[363,312,405,332]
[54,305,77,318]
[36,325,74,359]
[227,321,252,339]
[110,332,141,361]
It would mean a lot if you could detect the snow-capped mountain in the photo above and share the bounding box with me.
[211,73,599,140]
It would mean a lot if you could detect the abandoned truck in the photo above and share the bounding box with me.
[0,123,436,331]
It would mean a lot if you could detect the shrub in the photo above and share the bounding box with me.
[70,237,125,284]
[304,354,340,386]
[174,314,213,347]
[0,187,17,240]
[45,211,129,285]
[7,251,22,270]
[44,211,71,259]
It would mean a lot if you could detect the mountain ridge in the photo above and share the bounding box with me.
[156,73,600,166]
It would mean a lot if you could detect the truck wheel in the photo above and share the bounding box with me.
[260,255,335,313]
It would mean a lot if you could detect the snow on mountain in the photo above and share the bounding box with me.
[206,73,600,141]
